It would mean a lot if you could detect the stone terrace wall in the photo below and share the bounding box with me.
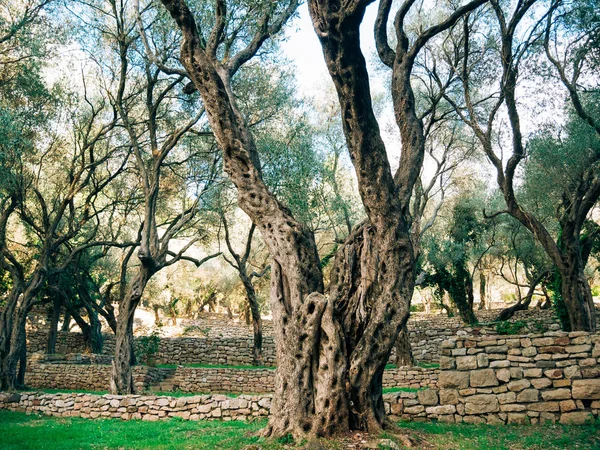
[386,331,600,424]
[407,309,563,362]
[0,392,273,421]
[25,362,173,393]
[0,391,415,423]
[26,309,572,365]
[27,332,277,366]
[23,358,438,393]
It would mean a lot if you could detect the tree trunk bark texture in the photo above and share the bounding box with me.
[160,0,416,438]
[394,327,415,368]
[559,240,596,331]
[479,273,486,310]
[46,296,62,354]
[240,274,263,366]
[110,266,154,394]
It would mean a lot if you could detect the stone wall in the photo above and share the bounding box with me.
[25,362,173,393]
[385,331,600,424]
[0,391,273,421]
[27,332,277,366]
[22,357,438,393]
[26,309,572,365]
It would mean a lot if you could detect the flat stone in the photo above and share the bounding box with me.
[439,389,459,405]
[470,369,499,387]
[531,378,552,389]
[507,413,529,424]
[516,389,539,403]
[541,389,571,401]
[417,389,439,406]
[528,402,560,412]
[464,394,499,414]
[507,379,531,392]
[425,405,456,415]
[572,379,600,399]
[476,353,489,368]
[439,356,456,370]
[456,355,477,370]
[565,345,591,354]
[438,371,470,389]
[497,392,516,404]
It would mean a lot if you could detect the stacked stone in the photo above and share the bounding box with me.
[382,367,440,390]
[172,368,276,393]
[24,363,172,393]
[386,331,600,424]
[0,392,271,422]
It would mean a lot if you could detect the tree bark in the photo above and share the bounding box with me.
[479,272,486,310]
[240,274,263,366]
[110,266,154,394]
[394,327,415,367]
[46,295,62,354]
[559,236,596,331]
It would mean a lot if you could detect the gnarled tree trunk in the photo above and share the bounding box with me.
[559,237,596,331]
[110,266,154,394]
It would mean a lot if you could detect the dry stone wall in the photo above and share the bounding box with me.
[386,331,600,424]
[23,357,438,393]
[25,361,172,393]
[26,309,575,365]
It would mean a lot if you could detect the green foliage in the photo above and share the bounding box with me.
[136,331,161,366]
[495,320,527,335]
[410,303,425,313]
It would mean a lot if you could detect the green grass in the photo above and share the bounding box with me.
[155,363,275,370]
[0,410,598,449]
[398,420,600,449]
[382,387,421,394]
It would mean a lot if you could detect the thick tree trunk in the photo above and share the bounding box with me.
[46,296,62,354]
[3,306,28,390]
[559,257,596,331]
[0,287,20,389]
[265,262,349,438]
[240,275,263,366]
[330,223,413,432]
[394,327,415,367]
[110,266,154,394]
[61,310,71,332]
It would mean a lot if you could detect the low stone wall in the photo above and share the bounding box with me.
[386,331,600,424]
[23,357,438,393]
[407,309,564,362]
[26,309,571,365]
[25,362,172,393]
[27,332,278,366]
[0,392,272,421]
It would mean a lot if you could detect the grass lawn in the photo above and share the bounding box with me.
[1,410,599,449]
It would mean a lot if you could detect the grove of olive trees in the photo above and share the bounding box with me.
[0,0,599,445]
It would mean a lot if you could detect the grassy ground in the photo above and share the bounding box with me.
[1,410,598,449]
